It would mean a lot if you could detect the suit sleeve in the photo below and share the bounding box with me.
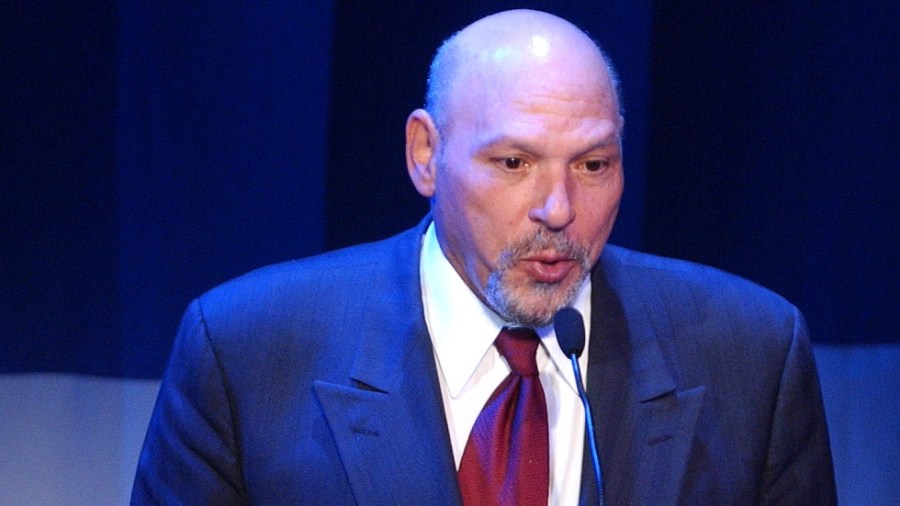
[760,306,837,505]
[131,299,246,505]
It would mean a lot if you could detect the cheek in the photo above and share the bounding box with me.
[434,174,504,262]
[446,172,520,235]
[460,200,511,260]
[575,188,622,246]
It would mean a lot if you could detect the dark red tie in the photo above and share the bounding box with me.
[458,327,549,506]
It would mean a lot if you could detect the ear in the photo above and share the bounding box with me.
[405,109,440,198]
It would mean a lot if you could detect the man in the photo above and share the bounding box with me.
[133,9,835,505]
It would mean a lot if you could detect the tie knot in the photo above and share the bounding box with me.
[496,327,540,376]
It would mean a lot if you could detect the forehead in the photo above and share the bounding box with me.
[444,66,619,149]
[443,37,617,126]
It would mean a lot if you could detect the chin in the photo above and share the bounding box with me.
[486,279,577,328]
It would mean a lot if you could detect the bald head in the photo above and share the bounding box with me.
[425,9,621,135]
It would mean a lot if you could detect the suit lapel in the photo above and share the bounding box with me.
[580,246,705,506]
[313,220,461,506]
[313,333,460,506]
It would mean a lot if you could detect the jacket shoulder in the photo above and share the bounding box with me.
[201,227,421,312]
[185,226,423,353]
[600,244,795,317]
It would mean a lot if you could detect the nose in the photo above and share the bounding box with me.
[528,170,576,230]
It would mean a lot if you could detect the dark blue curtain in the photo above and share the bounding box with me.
[644,3,898,345]
[3,3,121,375]
[3,1,896,371]
[2,0,654,379]
[3,1,334,378]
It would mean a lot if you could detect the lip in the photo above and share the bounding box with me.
[518,253,576,283]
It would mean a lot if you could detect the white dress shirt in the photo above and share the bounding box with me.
[420,223,591,505]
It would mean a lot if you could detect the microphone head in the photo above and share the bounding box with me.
[553,307,586,358]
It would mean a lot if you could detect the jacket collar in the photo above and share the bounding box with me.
[313,216,463,505]
[579,245,705,506]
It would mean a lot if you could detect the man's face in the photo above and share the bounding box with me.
[431,69,623,327]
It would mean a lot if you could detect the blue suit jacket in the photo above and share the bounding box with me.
[132,219,835,505]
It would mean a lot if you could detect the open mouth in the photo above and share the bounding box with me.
[518,255,576,284]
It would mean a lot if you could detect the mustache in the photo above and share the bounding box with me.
[499,228,590,268]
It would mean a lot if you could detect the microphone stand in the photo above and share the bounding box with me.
[554,307,605,506]
[568,352,604,506]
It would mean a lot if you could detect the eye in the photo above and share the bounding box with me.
[583,159,609,172]
[502,157,526,170]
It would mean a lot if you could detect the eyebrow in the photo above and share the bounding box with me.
[474,137,533,154]
[474,133,621,157]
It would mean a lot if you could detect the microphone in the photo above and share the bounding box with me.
[553,307,605,506]
[554,306,586,357]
